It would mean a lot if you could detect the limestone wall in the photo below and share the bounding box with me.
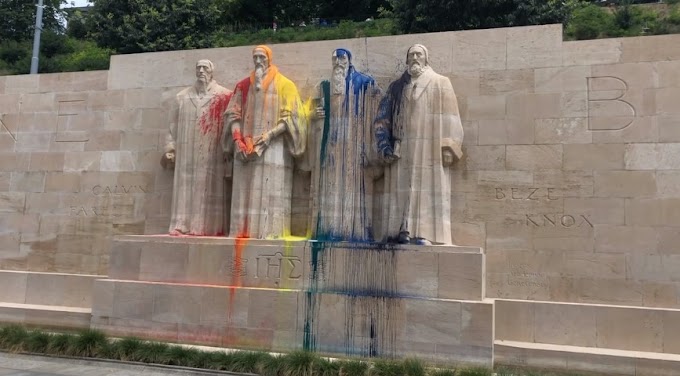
[2,24,680,309]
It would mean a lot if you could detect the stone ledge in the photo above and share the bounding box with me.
[495,341,680,376]
[0,303,91,330]
[495,299,680,355]
[0,271,99,308]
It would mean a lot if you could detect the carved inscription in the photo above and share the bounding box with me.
[221,258,248,277]
[488,264,549,291]
[56,99,89,142]
[587,76,636,131]
[526,214,594,228]
[92,185,149,195]
[69,205,131,218]
[0,115,17,142]
[495,187,559,201]
[507,265,549,288]
[255,252,302,280]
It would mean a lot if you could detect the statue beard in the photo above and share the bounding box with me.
[331,65,347,95]
[408,62,426,77]
[196,76,210,94]
[254,65,266,91]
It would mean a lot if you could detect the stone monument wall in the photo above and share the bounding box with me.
[2,24,680,310]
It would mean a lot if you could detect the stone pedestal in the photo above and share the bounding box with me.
[91,235,492,366]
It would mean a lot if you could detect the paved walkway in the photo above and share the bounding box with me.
[0,353,241,376]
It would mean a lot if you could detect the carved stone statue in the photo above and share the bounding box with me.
[162,59,233,236]
[373,44,464,245]
[310,48,380,242]
[222,45,307,239]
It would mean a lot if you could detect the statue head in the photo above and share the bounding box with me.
[332,48,351,71]
[252,45,273,91]
[331,48,352,94]
[252,45,272,71]
[195,59,214,84]
[406,44,429,77]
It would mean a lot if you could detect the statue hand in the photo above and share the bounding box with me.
[254,130,273,147]
[161,151,175,169]
[442,145,460,167]
[442,149,454,167]
[233,137,253,162]
[383,152,399,165]
[253,131,273,157]
[235,138,248,153]
[314,106,325,119]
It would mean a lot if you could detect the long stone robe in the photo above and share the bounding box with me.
[374,68,463,244]
[167,81,233,235]
[310,71,380,241]
[224,73,307,239]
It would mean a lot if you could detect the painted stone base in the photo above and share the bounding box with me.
[91,235,492,366]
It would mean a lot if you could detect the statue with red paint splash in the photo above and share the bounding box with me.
[222,45,308,239]
[162,59,233,236]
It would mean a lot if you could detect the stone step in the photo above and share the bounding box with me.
[0,302,91,330]
[495,299,680,355]
[0,270,99,308]
[109,235,485,301]
[91,278,493,366]
[495,340,680,376]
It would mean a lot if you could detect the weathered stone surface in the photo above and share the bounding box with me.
[1,26,680,373]
[506,145,563,170]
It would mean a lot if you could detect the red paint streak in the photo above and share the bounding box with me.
[199,92,233,135]
[233,128,255,154]
[236,78,251,113]
[226,219,250,331]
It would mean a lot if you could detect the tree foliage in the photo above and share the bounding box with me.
[87,0,222,53]
[390,0,586,33]
[0,0,65,42]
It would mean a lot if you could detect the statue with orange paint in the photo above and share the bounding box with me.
[162,59,233,236]
[222,45,308,239]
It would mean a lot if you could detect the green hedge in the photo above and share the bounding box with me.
[0,325,589,376]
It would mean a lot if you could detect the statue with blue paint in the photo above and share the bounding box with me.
[374,44,464,245]
[309,48,381,242]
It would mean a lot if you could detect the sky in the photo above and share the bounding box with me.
[62,0,92,8]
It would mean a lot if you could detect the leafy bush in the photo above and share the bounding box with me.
[370,359,403,376]
[56,41,112,72]
[340,359,370,376]
[134,341,170,364]
[565,4,616,40]
[429,370,457,376]
[214,19,395,48]
[66,329,110,358]
[0,325,28,352]
[458,367,493,376]
[24,331,51,353]
[0,37,111,75]
[45,333,71,355]
[669,5,680,24]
